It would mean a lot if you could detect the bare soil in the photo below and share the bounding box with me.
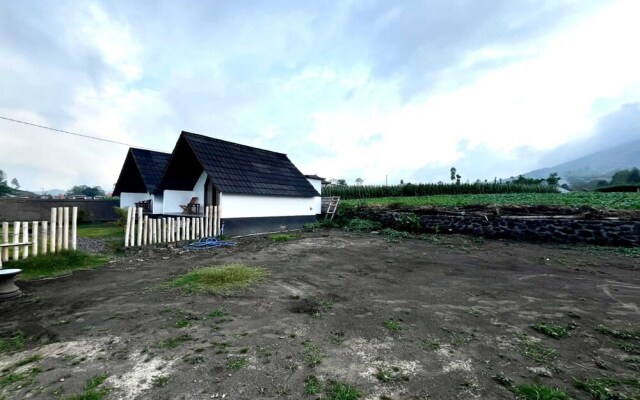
[0,230,638,399]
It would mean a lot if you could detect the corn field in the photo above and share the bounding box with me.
[322,183,558,200]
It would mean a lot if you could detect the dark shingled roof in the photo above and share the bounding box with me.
[159,131,319,197]
[113,148,171,196]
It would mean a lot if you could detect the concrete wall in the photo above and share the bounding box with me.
[162,171,207,214]
[0,198,119,222]
[348,209,640,247]
[220,193,316,218]
[120,192,150,208]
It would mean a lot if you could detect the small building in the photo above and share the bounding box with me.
[112,148,171,214]
[144,131,321,236]
[304,175,326,216]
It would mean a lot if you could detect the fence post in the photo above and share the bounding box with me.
[1,222,8,262]
[131,207,137,247]
[143,216,149,246]
[71,207,78,250]
[213,206,218,237]
[63,207,69,250]
[32,221,39,256]
[41,221,48,255]
[50,208,57,254]
[57,206,63,251]
[22,222,29,259]
[13,222,20,261]
[137,207,143,247]
[124,207,132,247]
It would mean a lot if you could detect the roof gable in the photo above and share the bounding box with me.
[113,148,170,196]
[163,131,319,197]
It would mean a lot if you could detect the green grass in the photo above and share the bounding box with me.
[597,325,640,340]
[574,377,640,399]
[5,250,108,280]
[166,264,268,294]
[341,192,640,210]
[342,218,382,232]
[518,334,557,365]
[207,309,227,318]
[160,334,192,349]
[0,366,41,390]
[383,319,403,332]
[531,323,569,339]
[227,357,248,370]
[268,233,298,242]
[77,222,124,239]
[84,373,108,391]
[513,383,571,400]
[0,331,25,353]
[302,340,323,367]
[174,319,190,328]
[325,381,361,400]
[305,375,322,395]
[151,375,169,387]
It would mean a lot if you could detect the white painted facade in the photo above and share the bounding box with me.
[220,193,315,218]
[306,177,323,214]
[120,192,164,214]
[162,171,207,214]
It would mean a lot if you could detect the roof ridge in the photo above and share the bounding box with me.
[181,131,288,156]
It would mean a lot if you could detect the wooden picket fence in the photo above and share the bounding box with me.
[124,205,221,247]
[0,207,78,267]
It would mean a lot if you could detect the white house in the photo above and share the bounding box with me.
[112,148,171,214]
[144,131,321,236]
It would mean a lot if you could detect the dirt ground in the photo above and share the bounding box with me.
[0,230,638,399]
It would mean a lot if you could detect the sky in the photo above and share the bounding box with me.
[1,0,640,192]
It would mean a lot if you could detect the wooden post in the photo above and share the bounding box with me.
[63,207,69,250]
[57,206,63,251]
[124,207,132,247]
[131,208,137,247]
[1,222,8,262]
[50,208,57,253]
[137,207,143,246]
[194,217,198,239]
[204,206,209,237]
[41,221,48,255]
[32,221,39,256]
[143,216,149,246]
[71,207,78,250]
[152,219,157,244]
[213,206,218,237]
[217,206,221,236]
[168,218,173,242]
[13,222,20,261]
[162,218,166,243]
[22,222,29,259]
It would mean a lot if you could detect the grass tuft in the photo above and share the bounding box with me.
[268,233,298,242]
[5,250,107,280]
[325,381,361,400]
[383,319,403,332]
[518,334,557,365]
[0,331,25,354]
[597,325,640,341]
[166,264,268,294]
[305,375,322,395]
[513,383,570,400]
[227,357,248,370]
[343,218,381,233]
[84,373,108,391]
[302,340,323,367]
[531,323,569,339]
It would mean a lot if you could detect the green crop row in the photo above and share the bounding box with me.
[322,183,558,199]
[339,192,640,210]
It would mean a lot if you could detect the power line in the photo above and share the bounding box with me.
[0,115,160,151]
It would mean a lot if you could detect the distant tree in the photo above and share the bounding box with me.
[67,185,106,197]
[0,170,11,197]
[450,167,457,183]
[610,168,640,185]
[400,179,404,185]
[560,183,571,190]
[10,178,20,189]
[355,178,364,186]
[513,175,544,185]
[456,174,461,185]
[336,179,347,186]
[545,172,561,186]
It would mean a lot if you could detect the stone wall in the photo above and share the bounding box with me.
[0,199,119,222]
[348,209,640,247]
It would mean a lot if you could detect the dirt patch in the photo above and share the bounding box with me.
[0,230,638,399]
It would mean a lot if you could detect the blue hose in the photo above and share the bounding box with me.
[183,237,236,249]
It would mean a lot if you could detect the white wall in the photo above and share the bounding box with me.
[152,194,163,214]
[120,192,151,208]
[162,171,207,214]
[221,193,315,218]
[306,178,322,214]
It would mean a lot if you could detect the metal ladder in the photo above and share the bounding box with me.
[325,196,340,220]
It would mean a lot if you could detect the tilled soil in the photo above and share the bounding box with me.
[0,230,638,400]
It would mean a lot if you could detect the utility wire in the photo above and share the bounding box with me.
[0,115,160,151]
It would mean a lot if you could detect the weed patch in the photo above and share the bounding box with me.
[302,220,336,231]
[6,250,107,280]
[227,357,248,370]
[343,218,381,233]
[160,334,192,349]
[268,233,298,242]
[531,323,569,339]
[166,264,267,294]
[518,334,557,365]
[0,331,25,353]
[383,319,403,332]
[302,340,323,367]
[512,383,570,400]
[305,375,322,394]
[0,366,41,390]
[325,381,361,400]
[151,375,169,387]
[597,325,640,341]
[381,228,411,243]
[574,377,640,399]
[207,309,227,318]
[375,367,408,384]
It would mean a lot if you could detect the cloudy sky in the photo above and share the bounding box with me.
[1,0,639,192]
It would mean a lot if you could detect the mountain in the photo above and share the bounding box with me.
[524,139,640,186]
